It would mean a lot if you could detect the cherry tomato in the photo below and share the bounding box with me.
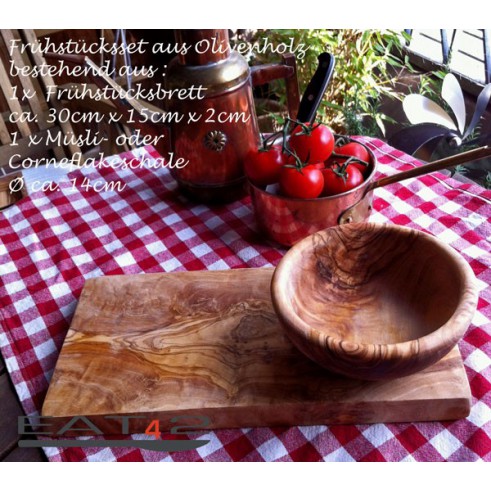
[322,164,364,197]
[280,165,324,199]
[285,156,324,170]
[289,123,334,164]
[334,142,371,176]
[325,156,340,168]
[336,142,370,162]
[244,145,285,186]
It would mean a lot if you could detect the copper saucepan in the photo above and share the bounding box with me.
[249,143,491,247]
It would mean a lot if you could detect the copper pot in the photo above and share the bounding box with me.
[250,144,491,247]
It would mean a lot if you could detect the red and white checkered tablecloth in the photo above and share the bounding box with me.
[0,138,490,462]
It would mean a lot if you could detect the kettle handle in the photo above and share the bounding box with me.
[250,53,300,120]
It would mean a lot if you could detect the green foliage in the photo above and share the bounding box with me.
[250,29,408,136]
[415,70,448,111]
[449,164,469,177]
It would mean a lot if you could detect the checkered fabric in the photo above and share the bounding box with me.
[0,139,490,462]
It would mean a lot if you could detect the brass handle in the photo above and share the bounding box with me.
[368,146,491,193]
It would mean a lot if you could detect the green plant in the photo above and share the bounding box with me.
[450,164,469,178]
[250,29,408,136]
[414,70,448,107]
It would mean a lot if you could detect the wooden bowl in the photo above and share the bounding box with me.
[270,223,478,380]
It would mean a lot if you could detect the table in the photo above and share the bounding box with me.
[0,138,490,462]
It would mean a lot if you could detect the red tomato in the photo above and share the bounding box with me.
[336,142,370,162]
[324,156,340,168]
[289,123,334,164]
[334,142,370,175]
[244,145,285,186]
[322,164,364,197]
[279,165,324,199]
[285,156,324,170]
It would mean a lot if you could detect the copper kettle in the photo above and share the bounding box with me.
[48,29,301,202]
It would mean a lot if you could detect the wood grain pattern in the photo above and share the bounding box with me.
[42,268,471,435]
[272,223,478,380]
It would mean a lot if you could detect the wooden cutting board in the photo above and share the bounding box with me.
[42,268,471,434]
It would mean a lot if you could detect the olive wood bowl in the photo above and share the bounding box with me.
[270,223,478,380]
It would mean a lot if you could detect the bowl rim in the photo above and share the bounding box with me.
[270,222,479,361]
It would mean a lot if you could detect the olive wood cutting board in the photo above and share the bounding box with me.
[42,268,471,435]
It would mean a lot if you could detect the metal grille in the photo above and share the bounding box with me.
[405,29,491,85]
